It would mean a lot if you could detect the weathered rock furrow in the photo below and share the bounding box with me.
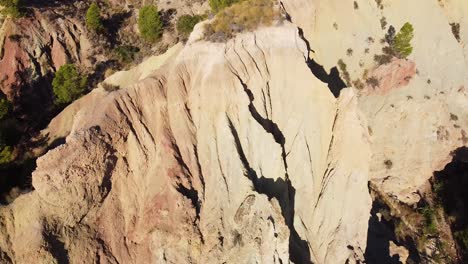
[0,22,373,263]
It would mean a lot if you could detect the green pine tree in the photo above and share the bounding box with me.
[138,5,163,42]
[52,64,88,105]
[86,3,104,32]
[392,22,414,58]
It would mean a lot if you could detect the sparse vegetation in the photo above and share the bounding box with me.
[52,64,88,105]
[177,14,204,39]
[138,5,163,42]
[205,0,279,41]
[86,3,104,32]
[209,0,240,13]
[374,22,414,65]
[421,205,438,235]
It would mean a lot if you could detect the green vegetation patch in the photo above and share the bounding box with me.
[205,0,279,41]
[86,3,104,32]
[392,22,414,58]
[138,5,163,43]
[0,0,24,18]
[52,64,88,105]
[177,14,204,39]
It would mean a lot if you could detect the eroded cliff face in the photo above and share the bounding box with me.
[0,0,467,263]
[0,23,372,263]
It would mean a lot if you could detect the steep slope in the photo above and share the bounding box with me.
[0,23,372,263]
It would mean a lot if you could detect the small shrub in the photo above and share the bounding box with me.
[366,77,380,88]
[0,98,11,120]
[383,159,393,169]
[385,25,396,46]
[392,22,414,58]
[102,83,121,92]
[337,59,351,86]
[209,0,240,13]
[375,0,383,9]
[353,79,365,90]
[177,14,204,39]
[333,22,338,30]
[138,5,163,42]
[114,45,139,64]
[421,206,438,235]
[380,17,387,30]
[52,64,88,105]
[86,3,104,32]
[346,48,353,56]
[450,22,461,42]
[0,145,13,165]
[450,113,458,121]
[353,1,359,9]
[8,34,21,42]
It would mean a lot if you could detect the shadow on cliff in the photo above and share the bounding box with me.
[364,190,421,264]
[227,118,311,263]
[297,28,347,98]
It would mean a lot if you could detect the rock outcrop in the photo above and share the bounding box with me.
[0,23,372,263]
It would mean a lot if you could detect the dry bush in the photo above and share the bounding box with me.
[205,0,280,42]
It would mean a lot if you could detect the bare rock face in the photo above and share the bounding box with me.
[0,24,372,263]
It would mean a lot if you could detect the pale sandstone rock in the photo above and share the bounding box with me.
[0,23,371,263]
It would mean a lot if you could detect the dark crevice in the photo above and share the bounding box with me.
[193,144,206,200]
[227,117,311,263]
[233,75,289,173]
[296,28,347,98]
[175,183,201,222]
